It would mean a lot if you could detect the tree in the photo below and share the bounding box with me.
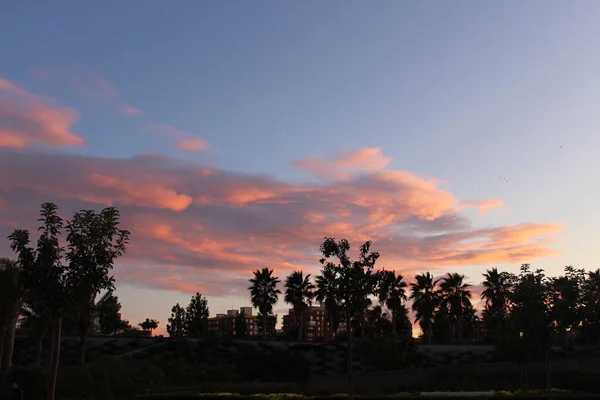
[19,301,51,367]
[315,264,342,337]
[64,207,130,364]
[319,238,380,400]
[138,318,159,336]
[284,271,315,341]
[409,272,438,344]
[481,267,513,343]
[166,303,186,337]
[550,266,584,349]
[581,269,600,343]
[438,272,472,343]
[249,268,280,339]
[0,258,25,371]
[185,293,209,337]
[235,313,248,338]
[96,291,128,336]
[377,270,407,337]
[256,313,277,337]
[8,203,66,400]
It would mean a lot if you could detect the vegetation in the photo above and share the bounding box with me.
[5,203,600,399]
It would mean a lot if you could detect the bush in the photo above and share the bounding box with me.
[0,366,47,400]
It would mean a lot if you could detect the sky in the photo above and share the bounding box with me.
[1,1,600,335]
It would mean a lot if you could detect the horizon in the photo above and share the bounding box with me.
[2,1,600,337]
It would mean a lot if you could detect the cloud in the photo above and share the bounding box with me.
[0,149,563,297]
[294,147,392,180]
[68,69,117,101]
[458,199,504,216]
[118,104,143,117]
[0,77,85,149]
[144,123,214,152]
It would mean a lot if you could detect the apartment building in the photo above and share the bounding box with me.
[207,306,258,336]
[282,304,329,340]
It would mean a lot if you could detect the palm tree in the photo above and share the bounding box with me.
[481,268,513,343]
[0,258,25,370]
[409,272,438,344]
[284,271,315,341]
[438,272,472,343]
[377,270,407,337]
[315,265,341,337]
[249,268,281,339]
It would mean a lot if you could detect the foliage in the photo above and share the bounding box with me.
[376,270,407,337]
[438,272,472,344]
[235,314,248,338]
[284,271,315,341]
[315,265,341,335]
[167,303,187,337]
[140,318,160,335]
[249,268,281,339]
[409,272,438,344]
[97,291,130,335]
[481,268,513,344]
[185,293,209,337]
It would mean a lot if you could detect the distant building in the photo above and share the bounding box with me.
[208,306,258,336]
[282,304,329,341]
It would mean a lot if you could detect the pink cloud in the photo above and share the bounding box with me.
[294,147,392,180]
[458,199,504,216]
[118,104,143,117]
[144,123,214,152]
[69,73,116,101]
[0,77,85,149]
[0,150,563,298]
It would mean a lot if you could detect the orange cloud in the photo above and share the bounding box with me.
[0,77,85,149]
[144,123,214,152]
[118,104,143,117]
[458,199,504,216]
[294,147,391,180]
[0,150,563,297]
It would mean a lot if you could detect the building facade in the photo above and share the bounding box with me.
[282,304,329,340]
[208,306,258,336]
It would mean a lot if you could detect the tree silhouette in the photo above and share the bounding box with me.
[376,269,407,337]
[138,318,159,336]
[185,293,209,337]
[284,271,315,341]
[64,207,130,364]
[315,264,341,337]
[409,272,438,344]
[166,303,186,337]
[319,237,379,400]
[438,272,472,343]
[249,268,281,339]
[481,267,513,343]
[0,258,24,370]
[235,313,248,338]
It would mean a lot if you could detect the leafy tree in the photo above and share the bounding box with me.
[284,271,315,341]
[64,207,130,364]
[249,268,281,339]
[581,269,600,343]
[550,266,584,348]
[235,313,248,338]
[96,291,128,335]
[8,203,66,400]
[376,269,407,337]
[19,300,51,367]
[256,313,277,337]
[0,258,25,370]
[319,237,380,400]
[481,267,513,343]
[315,264,342,336]
[166,303,186,337]
[138,318,159,336]
[438,272,472,343]
[184,292,209,337]
[409,272,438,344]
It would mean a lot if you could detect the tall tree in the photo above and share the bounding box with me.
[235,313,248,338]
[249,268,281,339]
[184,293,209,337]
[9,203,66,400]
[64,207,130,364]
[319,238,380,400]
[284,271,315,341]
[481,267,513,343]
[581,269,600,343]
[96,291,128,336]
[315,264,341,337]
[166,303,186,337]
[409,272,438,344]
[0,258,25,371]
[550,266,584,348]
[377,270,407,337]
[138,318,159,336]
[438,272,472,343]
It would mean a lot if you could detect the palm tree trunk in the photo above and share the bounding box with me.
[425,320,432,345]
[2,300,21,370]
[297,313,303,341]
[346,310,354,400]
[33,327,45,367]
[263,315,267,339]
[392,309,397,337]
[47,316,62,400]
[0,324,6,369]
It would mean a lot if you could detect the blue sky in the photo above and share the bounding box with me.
[1,1,599,332]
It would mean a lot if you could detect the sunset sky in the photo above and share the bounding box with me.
[1,2,600,334]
